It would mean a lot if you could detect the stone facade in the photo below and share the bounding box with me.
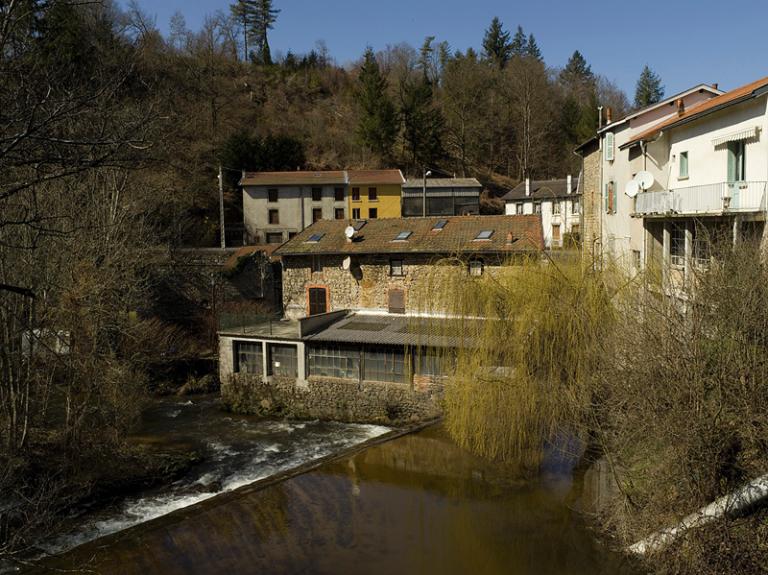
[281,253,505,319]
[579,141,601,262]
[221,374,444,425]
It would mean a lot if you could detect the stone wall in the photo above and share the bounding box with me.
[580,143,602,261]
[220,374,444,426]
[282,253,506,319]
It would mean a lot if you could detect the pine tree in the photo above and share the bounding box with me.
[634,65,664,108]
[400,73,445,170]
[418,36,436,82]
[525,34,542,61]
[230,0,259,61]
[254,0,279,65]
[355,47,398,161]
[482,17,511,68]
[510,25,527,57]
[560,50,593,86]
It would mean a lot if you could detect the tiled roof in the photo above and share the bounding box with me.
[402,178,482,189]
[273,215,543,256]
[622,76,768,149]
[348,169,405,185]
[240,171,348,186]
[502,178,579,201]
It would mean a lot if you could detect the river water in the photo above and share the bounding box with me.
[29,396,639,574]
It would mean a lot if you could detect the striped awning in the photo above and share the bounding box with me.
[712,126,760,147]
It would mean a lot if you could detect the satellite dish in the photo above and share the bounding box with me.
[636,171,655,190]
[342,256,352,270]
[344,225,355,239]
[624,180,640,198]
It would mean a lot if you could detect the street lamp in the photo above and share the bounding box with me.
[422,168,432,217]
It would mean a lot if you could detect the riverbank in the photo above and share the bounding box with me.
[28,422,640,575]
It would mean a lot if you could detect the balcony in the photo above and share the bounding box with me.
[634,181,767,216]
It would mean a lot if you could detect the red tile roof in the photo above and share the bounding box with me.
[622,76,768,149]
[348,169,405,185]
[274,215,544,256]
[240,171,347,186]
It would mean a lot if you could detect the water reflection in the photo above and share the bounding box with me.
[33,426,638,575]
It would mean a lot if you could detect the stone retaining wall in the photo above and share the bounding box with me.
[221,374,444,426]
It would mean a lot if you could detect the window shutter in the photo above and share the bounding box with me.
[611,181,617,214]
[604,132,615,162]
[604,183,609,213]
[727,143,736,182]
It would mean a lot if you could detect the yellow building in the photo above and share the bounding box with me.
[347,170,405,220]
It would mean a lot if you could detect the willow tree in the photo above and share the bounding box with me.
[413,256,615,465]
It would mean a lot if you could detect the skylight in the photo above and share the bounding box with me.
[474,230,494,240]
[432,219,448,231]
[305,233,325,243]
[353,220,367,231]
[394,231,412,241]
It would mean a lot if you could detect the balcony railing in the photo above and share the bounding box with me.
[634,181,767,216]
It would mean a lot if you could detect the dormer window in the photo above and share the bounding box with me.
[474,230,494,241]
[394,231,412,241]
[305,233,325,243]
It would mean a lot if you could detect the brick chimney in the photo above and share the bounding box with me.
[525,178,531,197]
[676,98,685,116]
[605,107,613,124]
[712,83,719,91]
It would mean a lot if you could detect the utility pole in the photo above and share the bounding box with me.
[218,164,226,248]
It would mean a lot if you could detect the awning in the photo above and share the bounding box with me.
[712,126,760,147]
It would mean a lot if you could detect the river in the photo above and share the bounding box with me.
[27,396,639,574]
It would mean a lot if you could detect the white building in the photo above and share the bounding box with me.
[503,177,581,248]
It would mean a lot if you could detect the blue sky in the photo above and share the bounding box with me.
[128,0,766,98]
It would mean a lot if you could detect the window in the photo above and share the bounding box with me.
[389,259,404,276]
[363,346,405,383]
[368,187,378,201]
[552,224,561,243]
[604,132,615,162]
[693,226,711,267]
[605,181,616,214]
[268,188,278,203]
[571,198,580,215]
[679,151,689,179]
[534,202,542,214]
[288,232,297,239]
[553,201,561,215]
[670,222,686,267]
[394,231,412,241]
[308,344,360,380]
[305,233,325,243]
[268,343,298,378]
[308,286,328,315]
[234,341,262,375]
[266,232,283,244]
[312,208,323,223]
[369,207,378,219]
[632,249,642,270]
[352,187,360,201]
[335,208,345,220]
[416,349,453,377]
[388,288,405,314]
[311,257,322,273]
[433,219,448,231]
[469,259,484,276]
[474,230,494,240]
[352,208,361,219]
[334,187,344,202]
[311,187,322,202]
[268,209,279,224]
[516,202,523,215]
[727,141,746,181]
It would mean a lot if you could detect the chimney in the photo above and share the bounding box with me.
[712,83,719,91]
[676,98,685,116]
[506,232,515,244]
[566,174,572,195]
[525,178,531,197]
[605,107,613,124]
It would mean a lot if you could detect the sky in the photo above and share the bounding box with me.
[127,0,766,99]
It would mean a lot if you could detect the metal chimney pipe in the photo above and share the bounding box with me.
[525,178,531,197]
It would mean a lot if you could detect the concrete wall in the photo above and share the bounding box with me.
[220,373,443,425]
[281,253,506,319]
[243,184,347,244]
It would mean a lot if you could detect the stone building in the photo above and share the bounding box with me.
[240,169,405,245]
[273,215,543,319]
[503,176,581,249]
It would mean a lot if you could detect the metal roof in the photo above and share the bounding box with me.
[402,178,482,189]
